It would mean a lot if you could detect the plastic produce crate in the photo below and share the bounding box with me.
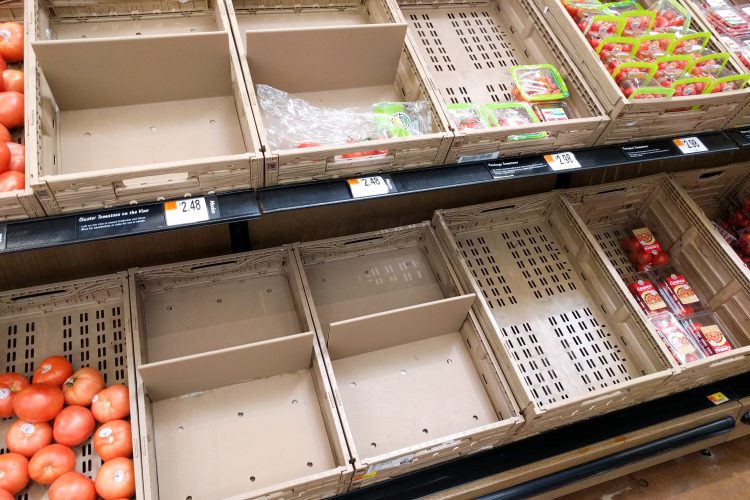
[392,0,610,163]
[0,2,45,219]
[537,0,750,144]
[295,223,523,488]
[28,0,262,214]
[672,163,750,221]
[0,274,142,499]
[129,248,352,499]
[433,193,676,434]
[224,0,454,186]
[565,174,750,392]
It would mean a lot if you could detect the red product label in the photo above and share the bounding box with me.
[629,279,668,314]
[685,320,733,355]
[632,227,663,253]
[653,316,700,364]
[665,274,700,305]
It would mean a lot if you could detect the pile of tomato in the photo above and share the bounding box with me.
[0,21,24,193]
[0,356,135,499]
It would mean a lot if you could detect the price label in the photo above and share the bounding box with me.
[707,392,730,405]
[544,152,581,171]
[347,176,390,198]
[674,137,708,154]
[164,197,209,227]
[0,224,5,251]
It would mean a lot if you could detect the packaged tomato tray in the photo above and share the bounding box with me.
[626,275,671,316]
[682,314,734,355]
[650,312,705,364]
[705,6,750,38]
[621,226,671,271]
[533,101,573,121]
[446,103,488,131]
[510,64,570,102]
[651,268,707,318]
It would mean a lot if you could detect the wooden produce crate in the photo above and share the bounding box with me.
[392,0,610,163]
[536,0,750,144]
[433,193,676,435]
[0,274,142,499]
[565,174,750,393]
[28,0,262,214]
[224,0,454,186]
[0,2,45,219]
[129,248,352,499]
[295,223,523,488]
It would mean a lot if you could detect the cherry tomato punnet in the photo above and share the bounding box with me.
[0,452,29,494]
[49,471,96,500]
[95,457,135,500]
[0,91,23,129]
[91,384,130,423]
[0,372,29,418]
[28,444,76,485]
[6,419,53,458]
[93,420,133,461]
[63,367,104,406]
[6,141,23,172]
[13,383,65,422]
[53,405,96,447]
[33,355,74,387]
[0,170,22,192]
[0,23,23,62]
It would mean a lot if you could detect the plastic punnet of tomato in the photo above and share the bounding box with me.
[446,103,488,131]
[509,64,569,101]
[583,15,626,50]
[628,85,676,99]
[601,51,638,75]
[622,10,657,37]
[691,51,731,77]
[705,71,750,93]
[634,33,675,62]
[705,6,750,37]
[670,31,711,56]
[565,0,607,22]
[481,102,547,141]
[739,44,750,70]
[596,35,638,61]
[671,76,711,96]
[650,0,692,32]
[612,61,658,85]
[533,101,574,121]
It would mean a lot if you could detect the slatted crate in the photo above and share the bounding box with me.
[294,223,523,488]
[129,248,352,499]
[0,2,45,220]
[433,193,677,435]
[0,274,142,499]
[224,0,454,186]
[391,0,610,163]
[536,0,750,144]
[28,0,262,214]
[565,174,750,393]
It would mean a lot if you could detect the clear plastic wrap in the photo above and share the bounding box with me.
[255,84,432,151]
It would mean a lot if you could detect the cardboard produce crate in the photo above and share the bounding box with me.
[28,0,262,214]
[434,193,676,435]
[565,174,750,393]
[392,0,610,163]
[224,0,454,186]
[536,0,750,144]
[0,2,45,219]
[0,274,142,499]
[129,248,352,499]
[295,223,523,488]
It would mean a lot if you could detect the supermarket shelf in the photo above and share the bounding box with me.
[0,190,259,254]
[339,371,750,500]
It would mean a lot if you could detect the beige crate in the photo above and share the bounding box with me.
[434,193,676,435]
[0,2,45,219]
[536,0,750,144]
[294,223,523,489]
[224,0,454,186]
[129,248,352,499]
[28,0,262,214]
[0,274,142,499]
[392,0,610,163]
[672,163,750,220]
[565,174,750,393]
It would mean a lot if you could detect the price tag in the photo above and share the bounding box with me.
[0,224,5,251]
[544,152,581,171]
[164,197,209,227]
[347,176,390,198]
[707,392,730,405]
[674,137,708,154]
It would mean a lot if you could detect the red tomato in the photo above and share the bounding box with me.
[95,457,135,500]
[0,123,10,142]
[2,70,21,93]
[49,471,96,500]
[0,91,23,129]
[0,23,23,62]
[28,444,76,485]
[94,420,133,461]
[91,385,130,423]
[0,453,29,494]
[0,56,6,73]
[6,142,22,172]
[63,367,104,406]
[6,420,53,458]
[0,488,13,500]
[0,170,22,191]
[13,383,65,422]
[653,252,671,266]
[54,405,96,446]
[0,141,9,174]
[0,372,29,418]
[33,355,74,387]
